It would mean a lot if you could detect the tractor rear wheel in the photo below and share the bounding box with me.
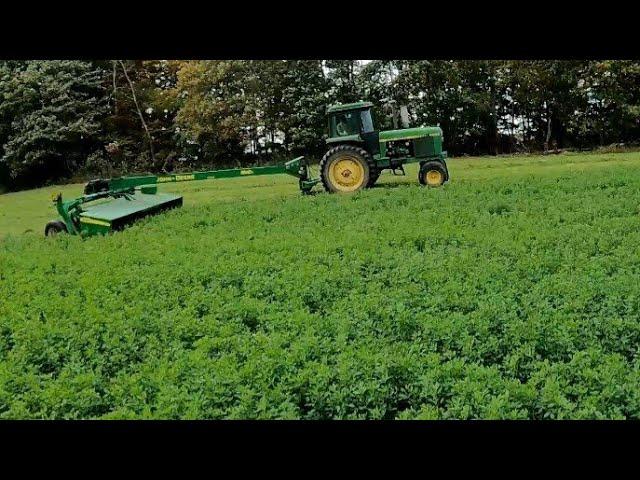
[320,145,371,193]
[45,220,68,237]
[419,161,447,187]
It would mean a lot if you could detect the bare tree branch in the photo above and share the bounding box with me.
[112,60,118,115]
[118,60,155,162]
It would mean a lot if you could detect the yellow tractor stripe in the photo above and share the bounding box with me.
[79,217,111,227]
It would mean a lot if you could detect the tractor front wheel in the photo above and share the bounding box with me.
[419,161,447,187]
[320,145,371,193]
[45,220,68,237]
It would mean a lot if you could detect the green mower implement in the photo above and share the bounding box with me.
[45,102,449,238]
[46,156,316,237]
[47,186,183,237]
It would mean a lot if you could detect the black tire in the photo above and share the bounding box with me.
[366,169,381,188]
[319,145,372,193]
[45,220,68,237]
[419,161,447,187]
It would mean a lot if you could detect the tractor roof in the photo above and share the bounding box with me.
[326,101,373,114]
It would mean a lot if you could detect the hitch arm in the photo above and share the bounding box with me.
[284,156,321,194]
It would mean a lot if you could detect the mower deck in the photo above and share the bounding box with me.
[78,192,183,235]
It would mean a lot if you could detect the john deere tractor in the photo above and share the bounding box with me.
[44,101,450,238]
[319,101,449,193]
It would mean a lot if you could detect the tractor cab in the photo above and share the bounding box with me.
[326,101,380,155]
[327,102,374,137]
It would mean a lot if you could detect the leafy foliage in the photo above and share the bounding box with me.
[0,61,106,187]
[173,60,329,163]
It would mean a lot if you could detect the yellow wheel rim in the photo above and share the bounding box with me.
[328,155,366,192]
[425,169,444,186]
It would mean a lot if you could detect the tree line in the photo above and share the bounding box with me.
[1,60,639,191]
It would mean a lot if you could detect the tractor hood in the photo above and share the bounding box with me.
[379,127,442,142]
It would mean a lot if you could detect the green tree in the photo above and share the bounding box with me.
[576,61,640,146]
[172,60,329,165]
[394,60,467,154]
[504,60,587,150]
[324,60,363,104]
[173,60,258,167]
[456,60,503,155]
[0,60,106,188]
[249,60,288,157]
[268,60,329,155]
[97,60,182,175]
[359,60,402,131]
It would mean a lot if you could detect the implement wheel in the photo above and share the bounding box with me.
[320,145,371,193]
[419,161,447,187]
[45,220,68,237]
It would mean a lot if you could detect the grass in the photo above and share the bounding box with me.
[1,150,640,419]
[2,151,638,239]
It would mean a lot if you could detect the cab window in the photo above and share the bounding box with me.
[360,110,374,133]
[334,112,359,137]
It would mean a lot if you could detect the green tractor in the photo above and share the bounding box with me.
[44,101,450,238]
[319,101,449,193]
